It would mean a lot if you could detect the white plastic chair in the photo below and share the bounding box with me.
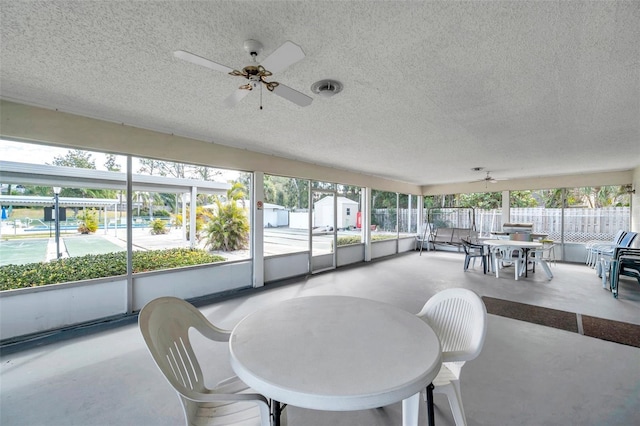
[528,248,554,279]
[492,245,525,280]
[417,288,487,426]
[586,230,626,267]
[139,297,273,426]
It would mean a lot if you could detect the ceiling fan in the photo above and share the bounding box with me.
[174,39,313,108]
[471,170,506,187]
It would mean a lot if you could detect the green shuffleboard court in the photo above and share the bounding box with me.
[0,239,49,266]
[63,235,125,257]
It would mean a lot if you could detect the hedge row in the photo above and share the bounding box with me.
[337,234,398,246]
[0,248,225,291]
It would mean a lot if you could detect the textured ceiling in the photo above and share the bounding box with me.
[1,1,639,186]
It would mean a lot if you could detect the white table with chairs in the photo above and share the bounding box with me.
[229,295,442,426]
[483,239,553,279]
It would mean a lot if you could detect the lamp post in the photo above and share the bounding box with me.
[53,187,61,259]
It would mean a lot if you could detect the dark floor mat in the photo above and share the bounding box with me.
[581,315,640,348]
[481,296,640,348]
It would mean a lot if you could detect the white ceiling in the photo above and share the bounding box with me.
[1,1,639,186]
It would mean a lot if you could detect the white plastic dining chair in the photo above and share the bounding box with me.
[492,245,525,280]
[528,248,554,279]
[139,297,273,426]
[417,288,487,426]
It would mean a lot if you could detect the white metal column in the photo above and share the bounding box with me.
[501,190,510,225]
[363,187,372,262]
[252,172,264,288]
[190,186,197,248]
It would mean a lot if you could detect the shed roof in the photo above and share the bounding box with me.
[315,196,359,206]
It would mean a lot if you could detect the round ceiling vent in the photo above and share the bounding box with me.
[311,79,343,98]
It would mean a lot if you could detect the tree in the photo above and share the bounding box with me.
[193,166,222,181]
[458,192,502,209]
[288,178,309,209]
[372,190,397,209]
[104,155,121,172]
[50,149,96,169]
[509,191,538,207]
[264,179,277,204]
[48,149,116,200]
[226,181,247,202]
[137,158,166,176]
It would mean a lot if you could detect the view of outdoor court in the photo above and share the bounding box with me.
[0,226,352,266]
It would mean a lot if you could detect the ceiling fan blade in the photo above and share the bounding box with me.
[223,88,251,108]
[173,50,234,74]
[260,41,305,74]
[272,84,313,107]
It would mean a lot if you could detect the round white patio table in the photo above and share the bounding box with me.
[229,295,442,426]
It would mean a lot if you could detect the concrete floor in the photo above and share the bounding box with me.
[1,251,639,426]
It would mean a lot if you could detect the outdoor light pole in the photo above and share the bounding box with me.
[53,186,61,259]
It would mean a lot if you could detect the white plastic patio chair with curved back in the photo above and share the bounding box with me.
[527,247,554,280]
[138,297,273,426]
[492,245,525,280]
[417,288,487,426]
[586,230,626,267]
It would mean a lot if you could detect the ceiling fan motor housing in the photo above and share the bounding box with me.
[243,39,263,58]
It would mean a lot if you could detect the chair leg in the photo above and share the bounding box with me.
[539,260,553,279]
[434,381,467,426]
[610,260,619,298]
[464,256,470,271]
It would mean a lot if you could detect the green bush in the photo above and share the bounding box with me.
[337,235,361,246]
[150,219,169,235]
[335,234,397,247]
[0,248,225,291]
[372,234,397,241]
[77,209,99,234]
[151,209,171,217]
[205,201,249,251]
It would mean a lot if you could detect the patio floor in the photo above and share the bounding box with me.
[1,251,639,425]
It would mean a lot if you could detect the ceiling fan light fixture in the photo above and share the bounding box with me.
[311,79,343,98]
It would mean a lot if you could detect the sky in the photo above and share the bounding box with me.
[0,139,240,181]
[1,139,132,171]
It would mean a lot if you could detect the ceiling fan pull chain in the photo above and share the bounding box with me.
[260,82,263,110]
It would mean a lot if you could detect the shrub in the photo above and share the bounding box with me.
[205,201,249,251]
[175,207,211,239]
[152,209,171,217]
[0,248,226,291]
[77,209,99,234]
[372,234,397,241]
[334,234,397,248]
[150,219,168,235]
[337,235,361,246]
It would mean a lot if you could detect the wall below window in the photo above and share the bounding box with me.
[0,261,252,341]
